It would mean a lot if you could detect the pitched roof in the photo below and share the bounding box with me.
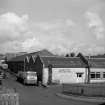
[24,56,30,63]
[5,52,27,60]
[8,49,54,62]
[40,56,87,68]
[87,58,105,68]
[29,49,54,56]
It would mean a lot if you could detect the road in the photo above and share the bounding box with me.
[1,75,103,105]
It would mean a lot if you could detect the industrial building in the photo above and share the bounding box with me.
[7,50,105,85]
[33,56,87,85]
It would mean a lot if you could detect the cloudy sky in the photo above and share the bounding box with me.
[0,0,105,55]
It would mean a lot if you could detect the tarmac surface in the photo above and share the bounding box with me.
[56,93,105,103]
[1,75,105,105]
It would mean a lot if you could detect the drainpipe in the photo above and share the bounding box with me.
[87,55,91,84]
[77,53,90,84]
[85,67,88,84]
[87,65,90,84]
[24,58,25,72]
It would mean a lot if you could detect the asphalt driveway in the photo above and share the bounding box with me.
[2,76,103,105]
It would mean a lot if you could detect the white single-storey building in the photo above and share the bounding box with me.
[33,56,88,85]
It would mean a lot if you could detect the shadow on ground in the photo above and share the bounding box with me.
[99,103,105,105]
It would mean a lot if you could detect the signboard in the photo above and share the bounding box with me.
[59,69,71,73]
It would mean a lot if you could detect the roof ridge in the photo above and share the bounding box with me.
[88,58,105,60]
[41,56,79,58]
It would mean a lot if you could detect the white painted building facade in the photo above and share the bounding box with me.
[90,68,105,83]
[88,58,105,83]
[34,56,87,85]
[42,68,87,85]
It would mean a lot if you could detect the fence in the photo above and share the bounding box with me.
[62,83,105,97]
[0,87,19,105]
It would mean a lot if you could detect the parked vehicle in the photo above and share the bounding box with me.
[17,71,37,85]
[0,60,8,70]
[0,70,4,79]
[0,60,8,82]
[0,70,5,85]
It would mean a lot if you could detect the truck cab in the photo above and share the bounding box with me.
[17,71,37,85]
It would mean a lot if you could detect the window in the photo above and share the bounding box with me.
[90,72,95,78]
[103,72,105,78]
[96,72,100,78]
[90,72,101,79]
[77,73,83,78]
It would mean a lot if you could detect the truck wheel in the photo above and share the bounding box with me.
[16,77,19,81]
[0,80,2,85]
[23,79,26,85]
[17,77,21,82]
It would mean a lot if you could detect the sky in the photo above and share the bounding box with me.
[0,0,105,55]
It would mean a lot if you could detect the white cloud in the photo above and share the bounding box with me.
[85,11,105,40]
[87,45,105,55]
[22,37,43,52]
[0,12,31,43]
[0,12,36,53]
[70,43,105,55]
[22,19,76,54]
[33,19,75,31]
[0,12,105,55]
[0,12,76,54]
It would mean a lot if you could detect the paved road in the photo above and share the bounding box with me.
[2,76,103,105]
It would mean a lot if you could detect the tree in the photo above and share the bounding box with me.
[70,52,75,57]
[65,54,69,57]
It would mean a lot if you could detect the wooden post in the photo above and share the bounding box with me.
[15,93,19,105]
[0,93,19,105]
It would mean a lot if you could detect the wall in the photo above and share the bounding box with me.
[63,83,105,97]
[7,61,24,73]
[42,67,86,85]
[90,68,105,83]
[34,56,43,81]
[52,68,86,84]
[42,68,49,85]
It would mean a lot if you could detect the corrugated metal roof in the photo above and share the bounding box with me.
[8,49,54,62]
[88,58,105,68]
[40,56,87,68]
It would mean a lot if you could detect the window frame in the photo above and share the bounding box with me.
[96,72,101,78]
[90,72,95,79]
[103,72,105,78]
[90,72,101,79]
[76,72,83,78]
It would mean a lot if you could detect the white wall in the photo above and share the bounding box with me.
[42,68,49,85]
[42,67,86,85]
[42,67,105,85]
[52,68,86,84]
[90,68,105,83]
